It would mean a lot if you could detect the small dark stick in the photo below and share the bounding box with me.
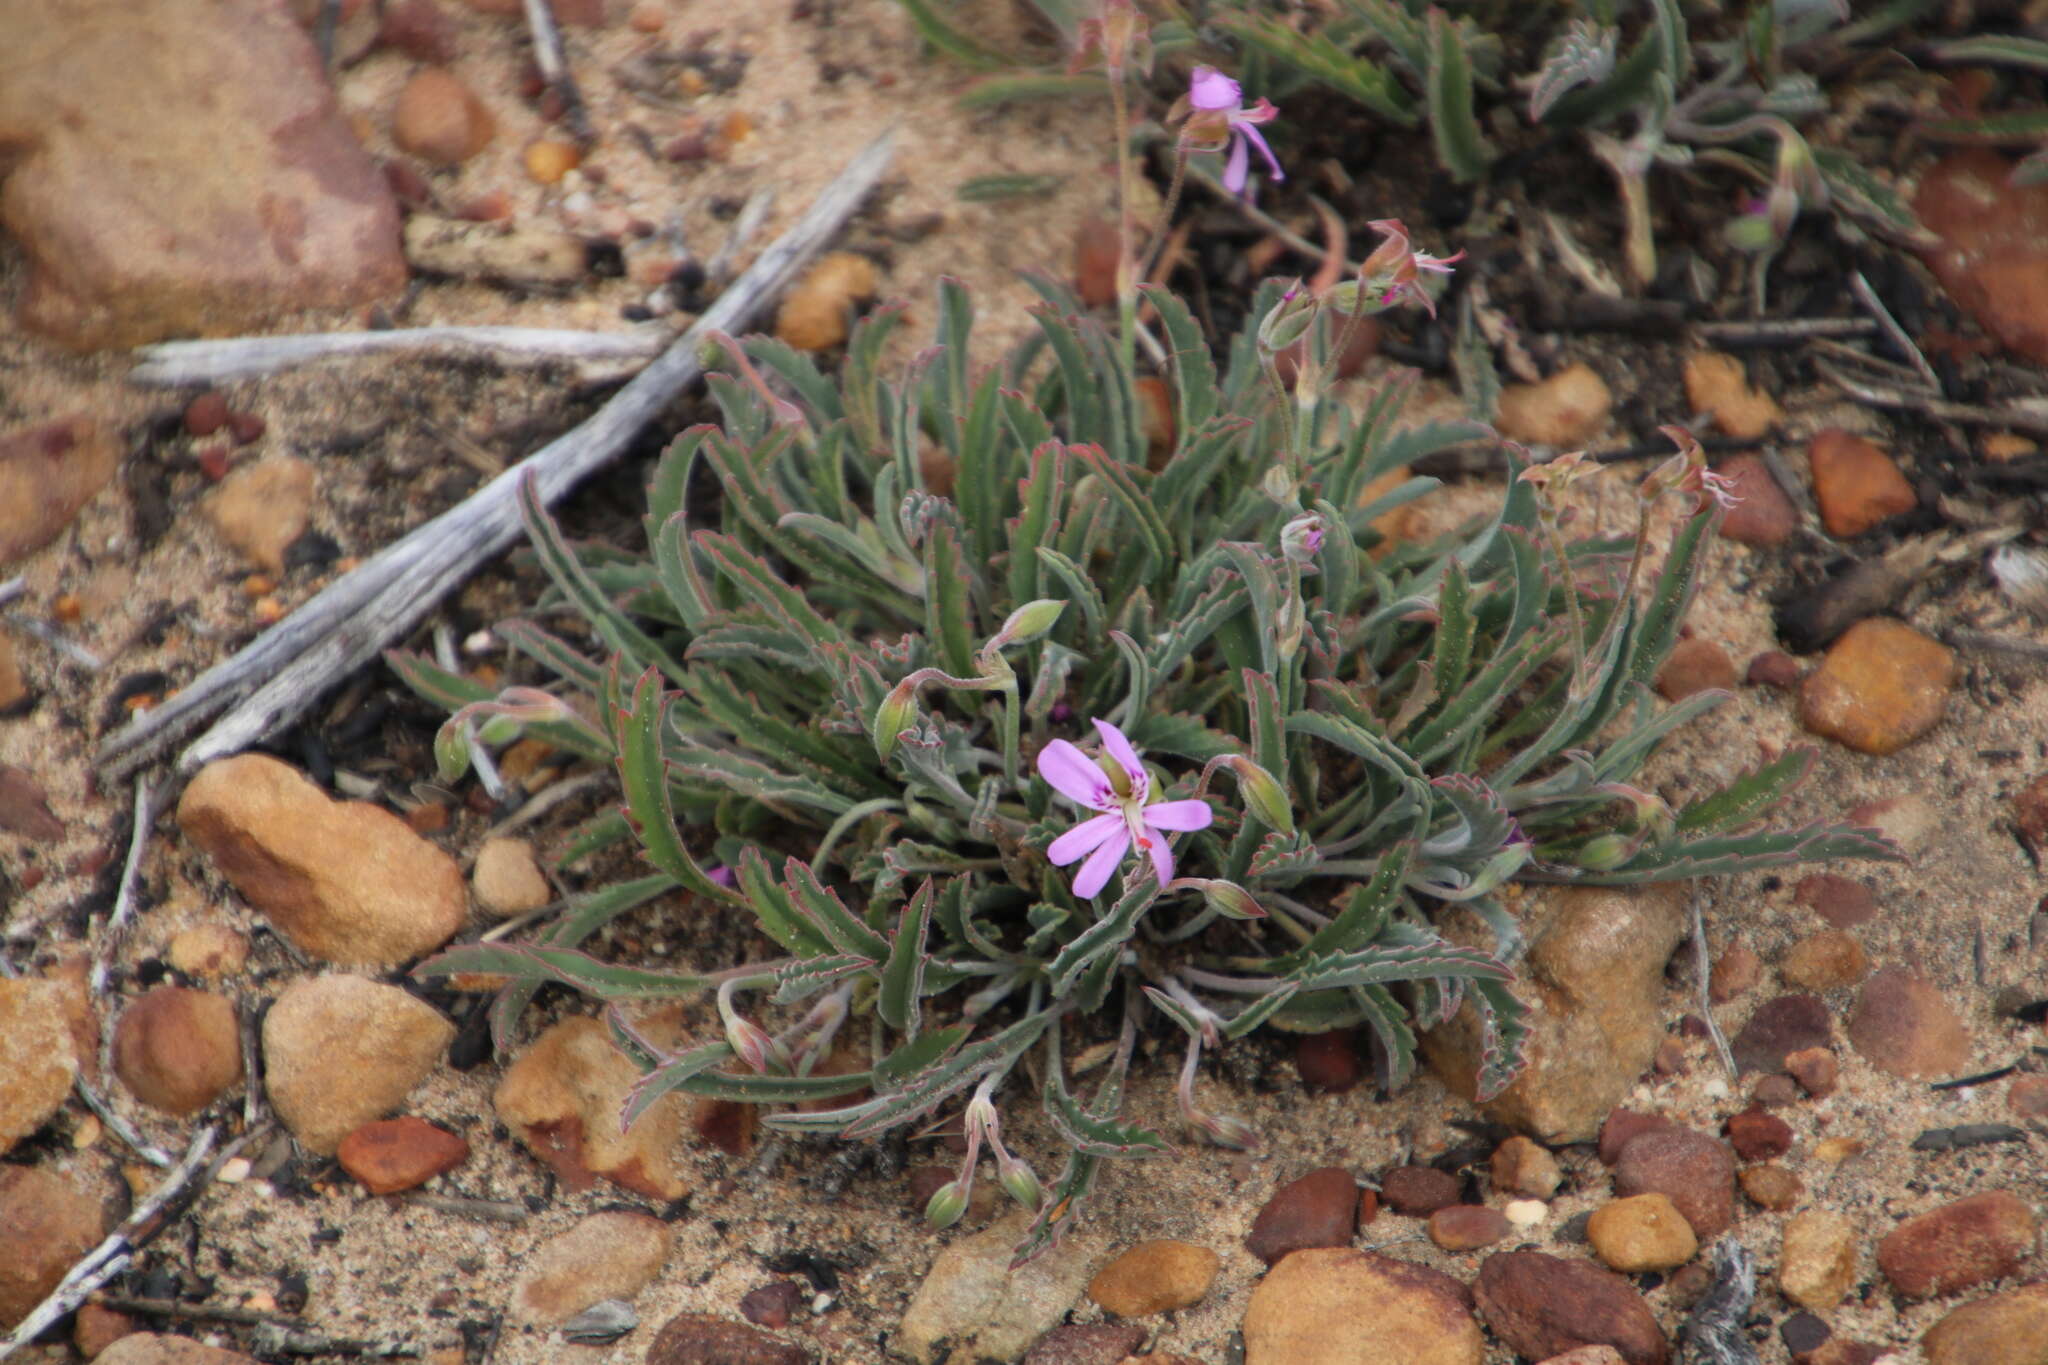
[522,0,597,146]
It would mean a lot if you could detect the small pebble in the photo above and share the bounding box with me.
[1293,1029,1363,1091]
[1847,968,1972,1079]
[1779,930,1869,991]
[1597,1108,1677,1165]
[393,68,495,166]
[1504,1199,1548,1229]
[1380,1164,1461,1216]
[1655,637,1736,702]
[472,836,551,916]
[1085,1239,1219,1316]
[1243,1166,1358,1266]
[1780,1211,1858,1311]
[1750,1074,1800,1107]
[1585,1193,1698,1272]
[335,1115,469,1194]
[1877,1190,2035,1299]
[646,1312,806,1365]
[1494,363,1612,448]
[1740,1163,1802,1211]
[1731,993,1832,1074]
[1715,454,1798,548]
[1613,1126,1735,1238]
[1709,942,1761,1004]
[1745,650,1801,688]
[1793,875,1876,929]
[1022,1324,1146,1365]
[524,139,581,184]
[1799,618,1957,756]
[184,391,230,437]
[1724,1106,1793,1162]
[111,985,242,1116]
[228,411,266,445]
[1807,429,1916,538]
[1921,1281,2048,1365]
[1491,1135,1563,1199]
[1684,351,1781,439]
[1785,1047,1839,1098]
[738,1281,804,1330]
[1428,1205,1511,1252]
[1472,1251,1666,1365]
[2008,1073,2048,1120]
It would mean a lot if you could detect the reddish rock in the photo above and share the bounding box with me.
[738,1282,804,1330]
[2015,773,2048,850]
[1915,148,2048,366]
[1794,875,1877,929]
[1739,1164,1802,1212]
[393,68,495,167]
[1921,1280,2048,1365]
[1724,1106,1793,1162]
[1847,969,1972,1079]
[1598,1109,1679,1166]
[72,1302,137,1357]
[111,985,242,1115]
[0,0,405,351]
[646,1311,808,1365]
[0,417,123,568]
[1021,1324,1146,1365]
[0,766,64,842]
[1745,650,1802,689]
[1799,618,1958,756]
[0,1166,103,1330]
[1613,1128,1736,1238]
[1709,942,1762,1004]
[1655,638,1737,702]
[184,392,229,437]
[1786,1047,1839,1098]
[1714,454,1798,548]
[1808,430,1916,538]
[2009,1073,2048,1121]
[336,1116,470,1194]
[377,0,458,61]
[227,411,266,445]
[1877,1191,2037,1299]
[1731,994,1832,1075]
[1750,1074,1800,1107]
[1492,1135,1564,1199]
[1430,1205,1511,1252]
[1779,931,1869,992]
[1294,1029,1363,1091]
[1244,1166,1359,1266]
[1381,1164,1462,1216]
[1474,1251,1668,1365]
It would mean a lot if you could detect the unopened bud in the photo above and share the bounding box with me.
[924,1180,969,1229]
[1574,833,1637,871]
[1256,282,1317,356]
[1275,593,1305,661]
[989,599,1065,652]
[1280,513,1325,567]
[477,714,524,746]
[1196,1110,1262,1151]
[996,1155,1042,1210]
[872,678,920,761]
[1260,463,1297,504]
[1196,878,1267,920]
[432,722,472,783]
[1228,757,1295,838]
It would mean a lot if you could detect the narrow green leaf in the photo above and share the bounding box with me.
[1044,1064,1169,1158]
[878,879,935,1034]
[783,858,891,960]
[613,665,751,908]
[1425,8,1493,182]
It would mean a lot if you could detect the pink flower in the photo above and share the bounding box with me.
[1037,718,1213,898]
[1184,67,1283,196]
[1360,220,1464,318]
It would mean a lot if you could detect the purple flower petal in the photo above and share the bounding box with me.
[1189,66,1240,112]
[1141,799,1213,832]
[1222,133,1249,195]
[1038,738,1114,809]
[1235,122,1284,182]
[1137,828,1174,886]
[1091,718,1147,788]
[1048,812,1124,866]
[1071,827,1132,898]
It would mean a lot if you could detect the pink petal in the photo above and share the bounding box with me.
[1071,827,1132,898]
[1137,828,1174,886]
[1048,812,1124,867]
[1189,66,1240,112]
[1038,739,1114,809]
[1235,122,1284,182]
[1142,799,1213,832]
[1222,133,1249,195]
[1091,718,1146,789]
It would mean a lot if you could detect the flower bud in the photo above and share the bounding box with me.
[432,721,472,783]
[1574,833,1637,871]
[995,1155,1042,1211]
[1275,592,1305,661]
[924,1180,969,1229]
[1228,757,1295,837]
[1260,463,1298,504]
[476,714,524,747]
[1280,513,1325,567]
[1198,1111,1263,1151]
[989,598,1065,651]
[871,678,920,761]
[1256,282,1317,356]
[1197,878,1267,920]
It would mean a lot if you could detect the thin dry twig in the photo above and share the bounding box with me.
[1816,356,2048,435]
[1947,627,2048,660]
[0,1126,221,1359]
[1691,316,1876,344]
[90,776,160,997]
[97,129,896,778]
[1849,271,1943,394]
[129,325,672,386]
[522,0,595,145]
[1691,884,1737,1079]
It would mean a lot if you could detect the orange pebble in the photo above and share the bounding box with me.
[523,139,581,184]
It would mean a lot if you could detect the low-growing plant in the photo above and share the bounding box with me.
[394,10,1898,1266]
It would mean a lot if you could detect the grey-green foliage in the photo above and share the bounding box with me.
[395,273,1897,1263]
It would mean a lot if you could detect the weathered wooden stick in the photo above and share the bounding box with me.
[129,325,672,386]
[98,129,895,777]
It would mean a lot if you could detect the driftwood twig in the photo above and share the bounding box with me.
[523,0,596,145]
[98,129,896,778]
[129,326,672,386]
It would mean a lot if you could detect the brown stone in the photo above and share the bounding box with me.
[73,1302,138,1357]
[1423,884,1688,1144]
[1598,1109,1678,1166]
[895,1209,1098,1364]
[774,252,880,352]
[0,0,404,351]
[471,836,551,917]
[1022,1324,1147,1365]
[1751,1074,1800,1107]
[1779,1210,1858,1312]
[1293,1029,1363,1091]
[1714,454,1798,548]
[204,457,314,573]
[494,1014,689,1199]
[1613,1128,1735,1238]
[111,985,242,1115]
[1382,1165,1461,1217]
[0,766,63,842]
[165,924,249,979]
[1585,1195,1697,1272]
[1878,1191,2036,1299]
[738,1282,804,1330]
[392,68,495,166]
[0,417,122,567]
[1655,638,1737,702]
[377,0,458,62]
[1683,351,1780,440]
[1799,618,1958,756]
[1085,1239,1218,1316]
[1745,650,1802,689]
[263,974,453,1155]
[179,753,465,966]
[1847,968,1973,1079]
[1739,1164,1802,1211]
[184,392,229,438]
[1780,931,1868,992]
[0,1166,103,1330]
[336,1116,469,1194]
[0,978,78,1155]
[2010,1073,2048,1122]
[1494,363,1612,449]
[1709,942,1762,1004]
[1244,1166,1359,1266]
[1491,1136,1563,1199]
[1794,875,1876,928]
[1429,1205,1511,1252]
[95,1337,262,1365]
[1731,994,1832,1074]
[0,637,24,711]
[1922,1281,2048,1365]
[1808,429,1916,538]
[1244,1247,1483,1365]
[510,1210,671,1325]
[645,1312,808,1365]
[1473,1251,1668,1365]
[1915,149,2048,366]
[1723,1106,1793,1161]
[1786,1047,1839,1098]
